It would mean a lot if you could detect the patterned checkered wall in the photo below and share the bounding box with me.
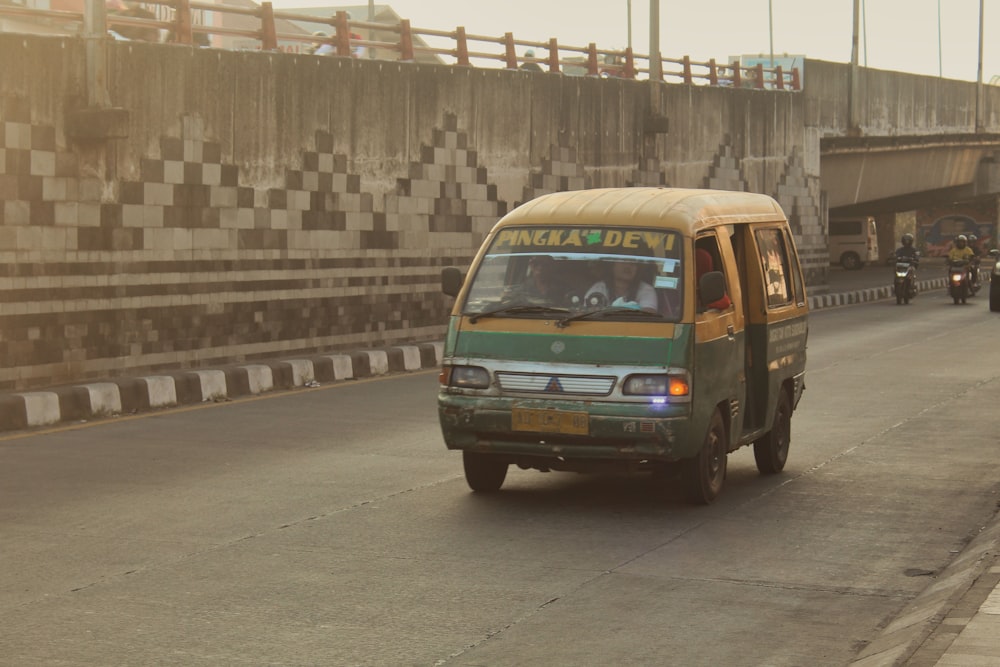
[0,106,821,390]
[0,104,516,390]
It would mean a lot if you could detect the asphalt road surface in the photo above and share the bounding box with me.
[2,289,998,666]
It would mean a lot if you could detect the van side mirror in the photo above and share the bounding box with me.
[441,267,464,297]
[698,271,726,307]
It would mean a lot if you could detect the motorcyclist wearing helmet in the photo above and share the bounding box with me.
[894,233,920,263]
[947,235,975,282]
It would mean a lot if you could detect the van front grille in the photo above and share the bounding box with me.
[495,372,616,396]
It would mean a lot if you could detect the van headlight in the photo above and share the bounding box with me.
[440,365,491,389]
[623,374,689,397]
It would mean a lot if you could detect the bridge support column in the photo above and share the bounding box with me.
[976,152,1000,195]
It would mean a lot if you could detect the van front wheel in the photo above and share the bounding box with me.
[462,451,508,493]
[683,410,727,505]
[754,389,791,474]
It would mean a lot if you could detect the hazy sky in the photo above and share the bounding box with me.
[276,0,998,82]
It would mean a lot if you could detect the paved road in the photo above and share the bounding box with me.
[1,288,998,666]
[823,256,946,292]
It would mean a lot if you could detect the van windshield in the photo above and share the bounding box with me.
[462,226,684,322]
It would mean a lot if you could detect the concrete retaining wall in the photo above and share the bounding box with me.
[804,59,1000,137]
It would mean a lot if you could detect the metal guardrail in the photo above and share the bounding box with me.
[0,1,801,89]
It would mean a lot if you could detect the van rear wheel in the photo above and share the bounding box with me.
[754,389,791,474]
[682,410,727,505]
[840,252,863,270]
[462,451,508,493]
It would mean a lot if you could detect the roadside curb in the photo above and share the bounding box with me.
[0,342,443,434]
[808,277,948,311]
[849,514,1000,666]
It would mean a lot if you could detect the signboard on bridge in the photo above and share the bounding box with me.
[731,54,805,88]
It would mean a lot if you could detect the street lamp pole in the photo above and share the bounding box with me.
[649,0,661,80]
[368,0,375,59]
[862,0,868,65]
[627,0,632,51]
[850,0,859,68]
[938,0,943,77]
[976,0,984,131]
[849,0,860,133]
[768,0,774,68]
[83,0,110,108]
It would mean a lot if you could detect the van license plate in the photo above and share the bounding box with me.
[512,408,589,435]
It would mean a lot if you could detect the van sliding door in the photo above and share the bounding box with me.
[741,224,808,433]
[693,230,745,447]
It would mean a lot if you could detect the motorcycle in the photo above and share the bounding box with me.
[893,257,918,305]
[968,257,982,295]
[948,259,977,304]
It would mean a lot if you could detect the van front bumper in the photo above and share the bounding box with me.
[438,394,697,462]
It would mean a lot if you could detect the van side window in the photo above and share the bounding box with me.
[755,229,793,307]
[829,220,862,236]
[789,240,806,304]
[695,235,733,312]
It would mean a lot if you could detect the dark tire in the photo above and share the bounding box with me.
[896,294,903,305]
[462,451,507,493]
[953,295,961,305]
[754,390,792,475]
[990,284,1000,312]
[682,410,727,505]
[903,295,910,305]
[840,252,862,270]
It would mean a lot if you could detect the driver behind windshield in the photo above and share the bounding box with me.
[584,259,658,312]
[525,256,558,298]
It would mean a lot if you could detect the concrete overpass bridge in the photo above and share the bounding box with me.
[821,131,1000,258]
[823,134,1000,214]
[0,32,998,391]
[805,61,1000,256]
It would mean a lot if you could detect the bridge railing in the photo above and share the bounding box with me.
[0,0,800,90]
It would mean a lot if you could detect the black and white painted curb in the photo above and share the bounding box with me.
[0,342,443,434]
[808,276,949,311]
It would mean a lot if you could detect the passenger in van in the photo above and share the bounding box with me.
[585,260,658,312]
[695,249,732,310]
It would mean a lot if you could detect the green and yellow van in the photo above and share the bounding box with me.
[438,188,808,504]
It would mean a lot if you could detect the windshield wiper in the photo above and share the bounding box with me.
[467,305,571,323]
[556,307,665,328]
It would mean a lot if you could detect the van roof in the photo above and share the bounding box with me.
[501,188,786,231]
